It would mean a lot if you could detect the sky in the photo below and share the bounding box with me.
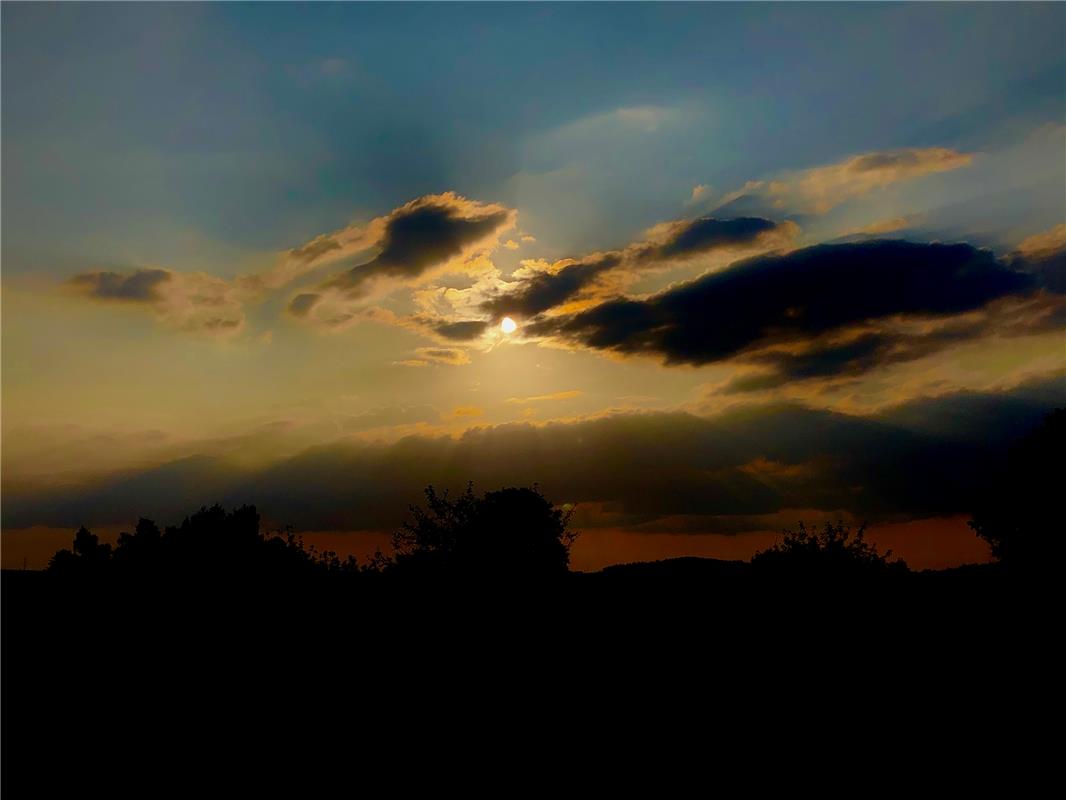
[3,3,1064,570]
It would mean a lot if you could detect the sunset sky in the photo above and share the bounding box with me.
[3,3,1064,570]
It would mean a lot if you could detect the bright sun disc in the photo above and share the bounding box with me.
[501,317,517,334]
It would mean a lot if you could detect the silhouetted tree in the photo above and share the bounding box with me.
[46,504,359,579]
[112,518,162,568]
[969,408,1064,569]
[392,484,577,577]
[751,521,907,575]
[47,526,113,574]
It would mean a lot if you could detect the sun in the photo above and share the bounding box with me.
[500,316,518,334]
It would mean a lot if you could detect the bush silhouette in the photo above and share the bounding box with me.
[751,521,906,575]
[969,408,1064,569]
[391,484,576,577]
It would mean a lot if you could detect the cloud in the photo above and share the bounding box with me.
[287,192,515,325]
[526,240,1047,378]
[450,405,484,418]
[66,193,515,338]
[846,217,913,237]
[481,253,623,320]
[505,390,583,404]
[727,290,1066,394]
[6,377,1061,534]
[287,235,343,265]
[342,405,440,431]
[688,184,711,205]
[67,268,247,335]
[1013,223,1066,293]
[287,293,321,317]
[718,326,984,394]
[631,216,795,264]
[1017,223,1066,260]
[715,147,973,215]
[481,216,797,321]
[412,347,471,366]
[430,319,490,341]
[318,193,514,295]
[69,269,172,302]
[504,239,520,250]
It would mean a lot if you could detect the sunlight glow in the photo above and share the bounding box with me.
[501,317,518,334]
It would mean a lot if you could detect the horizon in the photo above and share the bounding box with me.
[3,3,1065,573]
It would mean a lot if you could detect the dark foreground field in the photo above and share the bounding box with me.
[4,554,1054,792]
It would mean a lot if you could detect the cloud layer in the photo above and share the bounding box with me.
[5,375,1061,536]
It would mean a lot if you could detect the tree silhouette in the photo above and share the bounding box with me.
[46,504,359,579]
[969,408,1064,569]
[751,521,906,575]
[391,483,577,577]
[47,526,113,574]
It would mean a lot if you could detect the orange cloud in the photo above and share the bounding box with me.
[505,390,582,404]
[450,405,484,418]
[716,147,973,215]
[1017,223,1066,259]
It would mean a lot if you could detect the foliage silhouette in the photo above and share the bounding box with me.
[751,521,907,576]
[46,503,359,580]
[42,485,578,583]
[391,483,577,578]
[969,408,1064,569]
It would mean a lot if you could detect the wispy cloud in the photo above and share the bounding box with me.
[413,347,471,366]
[450,405,484,418]
[687,184,711,205]
[712,147,973,215]
[67,268,247,336]
[505,390,582,404]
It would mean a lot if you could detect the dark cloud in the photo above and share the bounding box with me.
[876,371,1066,445]
[5,377,1062,534]
[721,292,1066,393]
[481,254,622,320]
[720,324,986,394]
[66,267,246,334]
[481,216,789,320]
[201,317,242,332]
[69,269,172,302]
[326,195,512,294]
[432,319,490,341]
[1015,246,1066,293]
[288,293,321,317]
[288,236,342,264]
[529,241,1041,371]
[412,347,471,366]
[634,216,784,263]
